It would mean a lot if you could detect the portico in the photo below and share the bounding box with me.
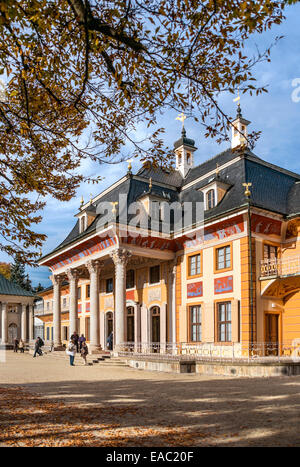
[44,239,176,353]
[0,274,35,348]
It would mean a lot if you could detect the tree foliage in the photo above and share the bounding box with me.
[0,0,298,264]
[0,261,11,279]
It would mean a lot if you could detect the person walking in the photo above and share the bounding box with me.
[70,331,79,353]
[18,339,25,353]
[79,334,86,351]
[33,336,44,357]
[80,341,89,366]
[13,338,19,353]
[66,339,76,366]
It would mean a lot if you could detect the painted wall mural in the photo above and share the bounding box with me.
[48,236,117,271]
[251,214,281,236]
[184,215,244,250]
[214,275,233,294]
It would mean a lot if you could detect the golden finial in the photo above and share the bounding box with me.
[39,249,42,257]
[89,193,93,204]
[243,182,252,197]
[149,177,152,191]
[176,112,187,128]
[80,196,84,208]
[111,201,118,214]
[127,158,133,173]
[233,88,242,117]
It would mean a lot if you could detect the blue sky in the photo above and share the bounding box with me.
[2,3,300,287]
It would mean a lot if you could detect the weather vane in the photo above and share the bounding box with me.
[233,88,240,105]
[176,112,187,128]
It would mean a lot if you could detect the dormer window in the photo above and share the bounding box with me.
[199,177,231,211]
[206,189,215,209]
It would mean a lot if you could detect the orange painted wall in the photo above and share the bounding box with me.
[283,291,300,345]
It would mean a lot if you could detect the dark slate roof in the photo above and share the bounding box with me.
[42,144,300,259]
[0,274,35,297]
[137,165,183,188]
[287,181,300,216]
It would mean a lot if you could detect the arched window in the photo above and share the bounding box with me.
[187,152,191,165]
[206,189,215,209]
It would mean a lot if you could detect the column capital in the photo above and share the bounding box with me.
[168,259,177,278]
[110,248,132,266]
[66,268,80,282]
[86,259,104,275]
[50,274,63,286]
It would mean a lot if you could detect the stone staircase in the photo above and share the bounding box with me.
[39,350,129,367]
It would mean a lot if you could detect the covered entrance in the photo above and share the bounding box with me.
[106,312,113,349]
[151,306,160,352]
[264,313,279,355]
[8,323,18,344]
[126,306,134,343]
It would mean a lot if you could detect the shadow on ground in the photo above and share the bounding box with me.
[1,372,300,446]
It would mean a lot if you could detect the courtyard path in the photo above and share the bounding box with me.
[0,351,300,446]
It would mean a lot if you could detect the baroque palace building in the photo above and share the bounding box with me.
[37,108,300,358]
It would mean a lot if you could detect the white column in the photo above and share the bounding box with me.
[168,260,177,344]
[110,248,131,350]
[67,268,79,336]
[1,302,8,344]
[29,304,34,341]
[21,303,27,341]
[134,303,141,352]
[87,260,103,353]
[51,274,63,349]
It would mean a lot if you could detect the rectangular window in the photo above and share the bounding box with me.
[190,305,202,342]
[126,269,135,289]
[47,302,50,311]
[264,244,278,261]
[46,327,50,340]
[188,254,201,276]
[78,287,81,300]
[149,265,160,284]
[86,284,90,299]
[217,302,232,342]
[216,245,231,270]
[106,278,113,293]
[62,297,67,308]
[51,327,53,340]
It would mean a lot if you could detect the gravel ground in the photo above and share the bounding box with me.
[0,350,300,446]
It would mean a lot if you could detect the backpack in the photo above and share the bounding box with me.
[39,339,44,347]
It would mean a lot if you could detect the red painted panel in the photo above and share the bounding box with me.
[214,276,233,294]
[126,290,135,301]
[187,281,203,298]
